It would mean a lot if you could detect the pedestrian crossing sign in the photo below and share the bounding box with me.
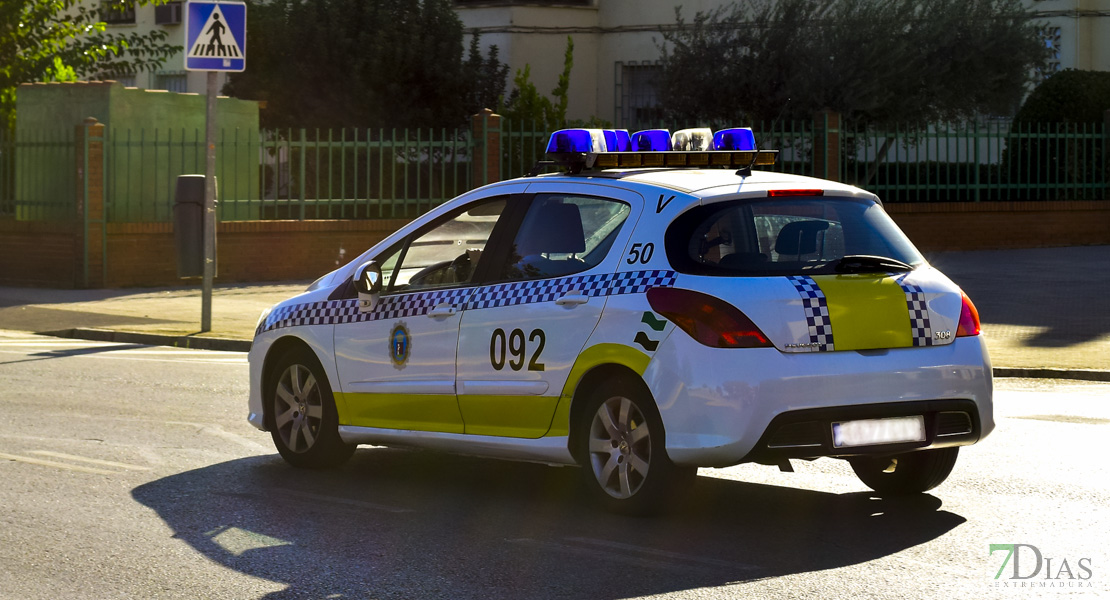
[184,1,246,72]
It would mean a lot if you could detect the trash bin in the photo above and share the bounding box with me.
[173,175,215,278]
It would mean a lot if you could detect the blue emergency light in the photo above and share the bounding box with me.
[536,125,777,174]
[631,129,672,152]
[712,128,757,151]
[604,129,632,152]
[545,129,607,153]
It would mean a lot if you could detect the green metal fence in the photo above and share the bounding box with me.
[842,120,1108,202]
[2,119,1106,224]
[102,127,476,223]
[0,129,77,220]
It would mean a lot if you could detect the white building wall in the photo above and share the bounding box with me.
[461,0,1110,126]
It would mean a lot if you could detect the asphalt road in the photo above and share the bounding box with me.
[0,331,1107,599]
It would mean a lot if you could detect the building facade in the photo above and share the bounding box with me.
[456,0,1110,126]
[107,0,1110,125]
[98,1,232,95]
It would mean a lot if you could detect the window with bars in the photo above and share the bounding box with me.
[454,0,592,5]
[100,1,136,24]
[616,63,663,131]
[1037,26,1062,82]
[155,72,189,93]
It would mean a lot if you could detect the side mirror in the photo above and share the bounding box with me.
[353,261,383,312]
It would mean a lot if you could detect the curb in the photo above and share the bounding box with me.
[35,329,1110,382]
[992,367,1110,383]
[40,328,251,353]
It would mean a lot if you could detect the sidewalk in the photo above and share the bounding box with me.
[1,246,1108,379]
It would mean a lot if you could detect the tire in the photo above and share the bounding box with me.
[576,378,696,515]
[849,447,959,495]
[268,347,355,468]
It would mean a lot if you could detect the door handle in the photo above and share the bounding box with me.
[427,302,457,318]
[555,291,589,306]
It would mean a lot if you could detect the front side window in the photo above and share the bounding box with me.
[382,197,507,293]
[499,194,631,281]
[666,197,924,276]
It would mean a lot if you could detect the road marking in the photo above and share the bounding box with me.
[564,537,760,570]
[0,451,118,475]
[507,537,760,573]
[27,451,151,471]
[0,348,246,365]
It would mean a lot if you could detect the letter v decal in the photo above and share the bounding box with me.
[656,194,675,213]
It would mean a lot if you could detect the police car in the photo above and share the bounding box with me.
[248,126,992,514]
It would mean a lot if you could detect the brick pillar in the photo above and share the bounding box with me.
[75,117,106,288]
[812,110,841,182]
[471,109,501,187]
[1104,109,1110,200]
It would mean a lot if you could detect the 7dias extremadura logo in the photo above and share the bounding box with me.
[990,544,1094,589]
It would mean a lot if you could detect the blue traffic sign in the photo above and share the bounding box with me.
[184,1,246,72]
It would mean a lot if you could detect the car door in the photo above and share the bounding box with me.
[332,195,510,433]
[455,185,644,438]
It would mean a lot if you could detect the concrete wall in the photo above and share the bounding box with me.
[16,81,260,222]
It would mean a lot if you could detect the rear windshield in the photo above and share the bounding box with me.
[664,196,924,276]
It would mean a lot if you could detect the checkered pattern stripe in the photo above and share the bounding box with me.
[258,270,677,334]
[788,275,834,352]
[899,281,934,347]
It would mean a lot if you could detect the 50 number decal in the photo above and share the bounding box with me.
[489,328,546,372]
[626,242,655,265]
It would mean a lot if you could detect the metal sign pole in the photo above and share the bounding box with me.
[202,70,217,332]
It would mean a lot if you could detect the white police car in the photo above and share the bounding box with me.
[248,126,992,513]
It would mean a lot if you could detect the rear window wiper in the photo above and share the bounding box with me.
[833,255,913,273]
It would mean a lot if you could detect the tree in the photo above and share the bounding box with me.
[222,0,508,130]
[657,0,1049,128]
[0,0,178,129]
[499,36,574,133]
[1005,69,1110,197]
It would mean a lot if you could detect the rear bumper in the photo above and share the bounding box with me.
[740,398,981,465]
[643,333,993,467]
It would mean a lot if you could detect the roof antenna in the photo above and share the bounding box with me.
[737,99,790,178]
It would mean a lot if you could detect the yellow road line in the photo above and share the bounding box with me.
[0,452,117,475]
[27,451,150,471]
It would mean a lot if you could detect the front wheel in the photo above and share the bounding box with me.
[268,347,355,468]
[849,447,959,495]
[577,380,695,515]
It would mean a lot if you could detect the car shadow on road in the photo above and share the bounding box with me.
[133,449,965,599]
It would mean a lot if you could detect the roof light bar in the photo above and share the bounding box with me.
[539,126,778,173]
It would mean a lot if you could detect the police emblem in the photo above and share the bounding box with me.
[389,322,411,368]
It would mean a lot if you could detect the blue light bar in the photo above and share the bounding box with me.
[713,128,757,151]
[630,129,672,152]
[545,129,607,154]
[604,129,631,152]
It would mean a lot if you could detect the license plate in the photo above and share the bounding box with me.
[832,416,926,448]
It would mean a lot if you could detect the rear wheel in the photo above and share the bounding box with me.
[268,347,355,468]
[577,379,695,515]
[849,447,959,495]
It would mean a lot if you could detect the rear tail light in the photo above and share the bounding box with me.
[956,292,981,337]
[646,287,772,348]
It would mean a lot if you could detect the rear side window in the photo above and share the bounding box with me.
[498,194,631,281]
[665,197,923,276]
